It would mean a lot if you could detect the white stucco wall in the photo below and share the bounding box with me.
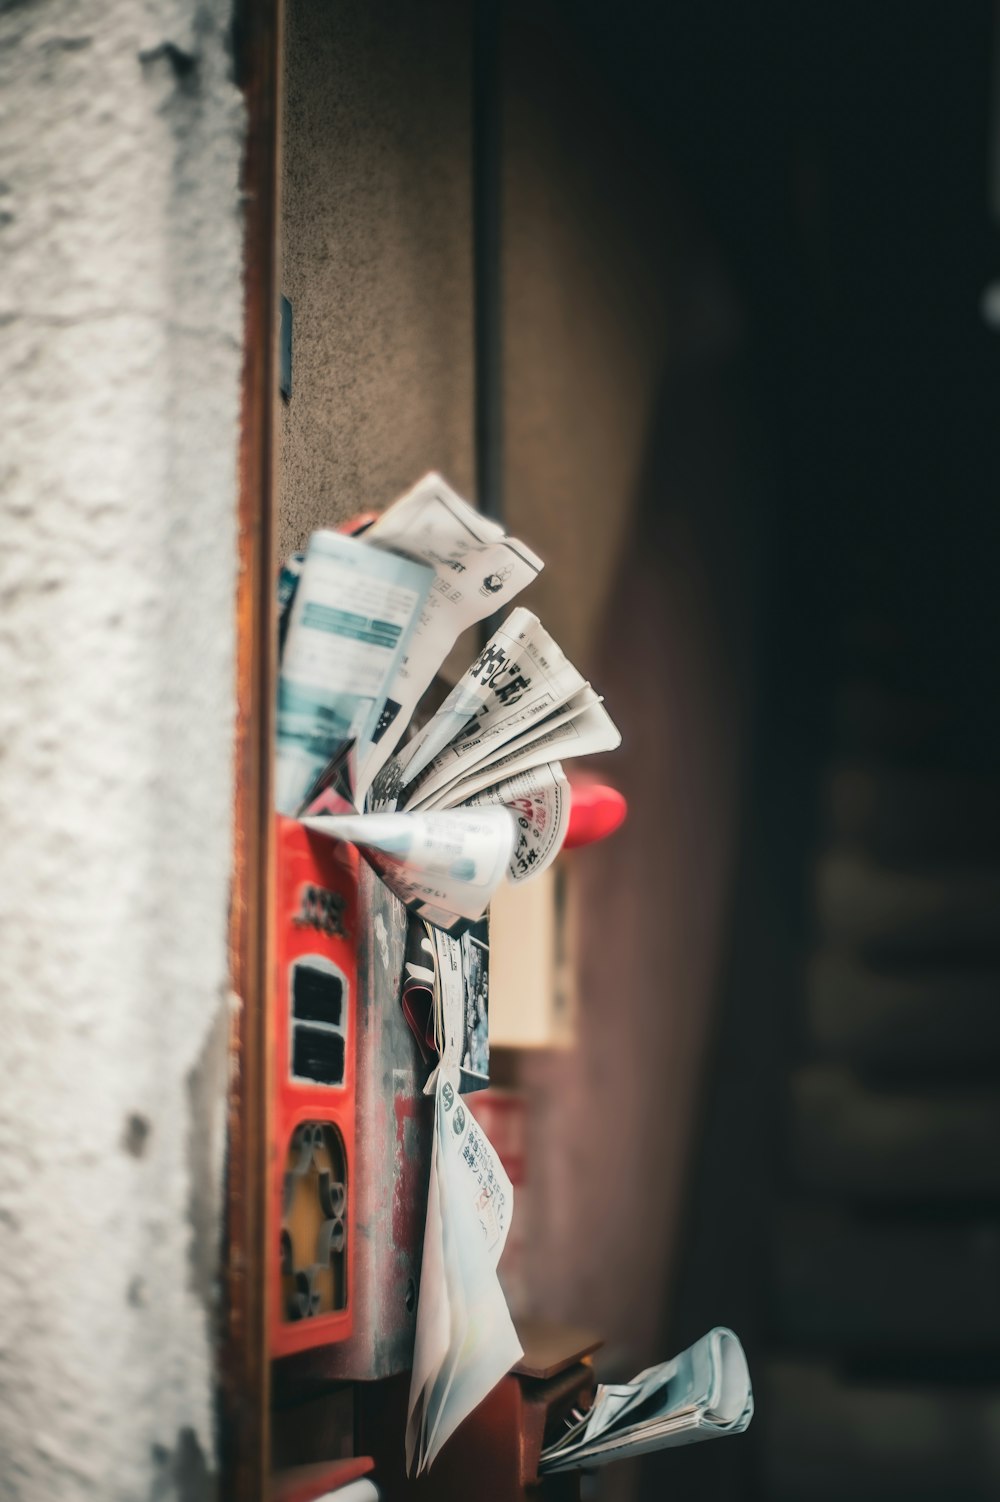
[0,4,244,1499]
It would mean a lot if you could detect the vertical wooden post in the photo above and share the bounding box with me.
[473,0,505,525]
[224,1,281,1497]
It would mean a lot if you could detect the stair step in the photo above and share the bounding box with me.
[804,952,1000,1071]
[790,1066,1000,1201]
[833,680,954,762]
[759,1359,1000,1501]
[814,852,1000,958]
[773,1208,1000,1351]
[823,764,1000,864]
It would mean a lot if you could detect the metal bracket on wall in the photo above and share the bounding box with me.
[279,294,292,400]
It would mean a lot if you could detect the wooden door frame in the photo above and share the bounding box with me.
[224,2,282,1498]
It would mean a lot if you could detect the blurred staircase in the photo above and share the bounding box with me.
[758,629,1000,1501]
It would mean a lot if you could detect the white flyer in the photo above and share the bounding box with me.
[353,475,543,802]
[300,808,515,933]
[275,530,434,814]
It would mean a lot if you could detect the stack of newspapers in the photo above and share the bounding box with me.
[277,473,623,1474]
[276,476,754,1479]
[277,473,620,935]
[539,1327,754,1474]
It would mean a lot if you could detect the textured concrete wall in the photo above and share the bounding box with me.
[277,0,475,556]
[0,4,244,1500]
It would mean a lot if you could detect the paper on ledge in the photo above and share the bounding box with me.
[539,1326,753,1473]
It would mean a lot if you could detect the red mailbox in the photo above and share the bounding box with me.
[271,816,359,1359]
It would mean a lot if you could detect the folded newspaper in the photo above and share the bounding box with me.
[539,1327,753,1474]
[405,934,521,1474]
[278,474,621,930]
[300,809,514,935]
[369,606,619,885]
[403,920,491,1092]
[354,477,548,802]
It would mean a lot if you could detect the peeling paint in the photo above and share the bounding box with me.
[150,1427,215,1502]
[139,41,198,82]
[392,1094,422,1248]
[374,910,390,971]
[123,1113,153,1158]
[186,989,230,1323]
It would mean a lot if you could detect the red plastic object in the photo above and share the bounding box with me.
[337,510,380,537]
[563,779,628,850]
[271,816,358,1358]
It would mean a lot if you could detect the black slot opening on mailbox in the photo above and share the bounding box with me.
[293,964,344,1028]
[289,957,348,1088]
[292,1026,345,1087]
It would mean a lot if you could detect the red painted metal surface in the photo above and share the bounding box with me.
[270,854,432,1382]
[271,817,358,1358]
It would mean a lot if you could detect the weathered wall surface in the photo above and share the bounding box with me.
[277,0,475,555]
[0,4,244,1499]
